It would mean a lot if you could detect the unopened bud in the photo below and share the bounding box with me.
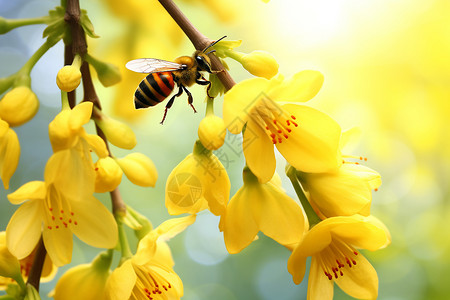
[94,157,123,193]
[0,86,39,127]
[56,56,82,92]
[198,115,226,150]
[241,50,278,79]
[95,112,137,150]
[85,54,121,87]
[116,153,158,187]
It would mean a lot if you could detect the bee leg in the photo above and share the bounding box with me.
[181,85,197,113]
[160,86,183,124]
[196,77,213,98]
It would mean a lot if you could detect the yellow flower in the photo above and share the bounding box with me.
[220,167,307,254]
[94,111,137,150]
[6,180,118,266]
[116,153,158,187]
[197,115,226,150]
[224,71,341,183]
[0,119,20,189]
[240,50,279,79]
[297,163,381,218]
[287,215,391,300]
[104,215,196,300]
[48,101,108,156]
[0,86,39,127]
[56,55,82,92]
[165,140,230,216]
[94,157,123,193]
[53,252,111,300]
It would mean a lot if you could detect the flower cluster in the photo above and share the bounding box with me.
[0,0,391,299]
[165,38,390,299]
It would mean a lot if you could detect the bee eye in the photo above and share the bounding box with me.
[196,56,212,73]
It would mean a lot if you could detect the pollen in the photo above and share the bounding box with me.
[317,238,359,281]
[263,115,298,145]
[133,265,174,300]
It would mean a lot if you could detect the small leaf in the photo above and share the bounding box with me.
[80,9,99,38]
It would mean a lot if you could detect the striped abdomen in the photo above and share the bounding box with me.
[134,72,175,109]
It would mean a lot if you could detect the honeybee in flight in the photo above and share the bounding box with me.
[126,36,226,124]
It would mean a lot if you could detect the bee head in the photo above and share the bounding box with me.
[194,51,213,73]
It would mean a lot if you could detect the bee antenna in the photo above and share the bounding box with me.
[205,49,216,55]
[203,36,227,52]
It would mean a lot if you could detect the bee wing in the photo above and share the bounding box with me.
[125,58,185,74]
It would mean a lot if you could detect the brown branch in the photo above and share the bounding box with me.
[157,0,236,92]
[26,237,46,291]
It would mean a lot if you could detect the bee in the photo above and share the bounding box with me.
[126,36,226,124]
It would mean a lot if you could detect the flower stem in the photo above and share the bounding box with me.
[157,0,236,92]
[205,96,214,116]
[117,220,133,264]
[0,16,50,34]
[286,165,321,228]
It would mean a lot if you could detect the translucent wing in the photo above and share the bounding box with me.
[125,58,185,74]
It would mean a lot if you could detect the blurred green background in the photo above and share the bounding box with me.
[1,0,449,299]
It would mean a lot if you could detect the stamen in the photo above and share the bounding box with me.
[317,238,359,281]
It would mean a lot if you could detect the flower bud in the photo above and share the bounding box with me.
[85,54,122,87]
[116,153,158,187]
[0,86,39,127]
[94,157,123,193]
[0,121,20,189]
[53,252,111,300]
[95,113,137,150]
[0,232,22,282]
[198,115,226,150]
[241,50,279,79]
[56,65,82,92]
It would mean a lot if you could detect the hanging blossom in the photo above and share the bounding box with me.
[6,101,117,266]
[165,140,230,217]
[104,215,196,300]
[223,70,342,183]
[220,167,307,254]
[297,127,381,218]
[287,215,391,300]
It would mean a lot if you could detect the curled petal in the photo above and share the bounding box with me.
[104,260,136,300]
[69,102,93,131]
[0,129,20,189]
[7,181,46,205]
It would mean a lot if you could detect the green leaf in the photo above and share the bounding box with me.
[80,9,99,38]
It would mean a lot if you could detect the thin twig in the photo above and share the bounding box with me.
[157,0,236,92]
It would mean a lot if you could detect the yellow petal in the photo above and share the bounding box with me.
[334,252,378,299]
[104,260,136,300]
[223,77,269,134]
[222,186,259,254]
[82,133,109,158]
[240,50,279,80]
[43,225,73,267]
[267,70,324,103]
[254,182,307,248]
[69,102,93,131]
[70,196,118,249]
[287,255,308,285]
[7,181,46,205]
[135,215,196,265]
[243,120,276,183]
[48,110,73,152]
[0,232,22,280]
[0,129,20,189]
[300,165,372,217]
[277,104,341,173]
[6,201,42,260]
[307,257,334,300]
